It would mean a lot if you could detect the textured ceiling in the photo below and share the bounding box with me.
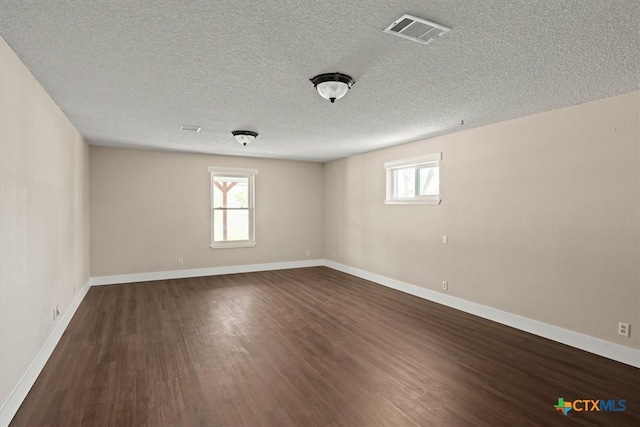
[1,0,638,162]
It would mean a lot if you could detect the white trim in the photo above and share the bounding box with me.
[323,260,640,368]
[384,152,442,169]
[90,259,325,286]
[210,168,257,248]
[209,242,257,249]
[207,166,259,175]
[385,198,441,205]
[6,261,635,427]
[385,153,442,204]
[0,281,91,427]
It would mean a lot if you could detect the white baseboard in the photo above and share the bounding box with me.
[324,260,640,368]
[0,281,91,427]
[1,261,636,427]
[90,259,325,286]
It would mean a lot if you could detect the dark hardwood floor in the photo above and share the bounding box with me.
[10,267,639,426]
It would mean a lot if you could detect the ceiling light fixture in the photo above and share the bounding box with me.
[310,73,355,103]
[232,130,258,146]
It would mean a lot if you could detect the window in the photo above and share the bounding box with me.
[208,167,257,248]
[385,153,441,204]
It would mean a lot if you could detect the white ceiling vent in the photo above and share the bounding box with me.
[383,14,450,45]
[180,125,202,132]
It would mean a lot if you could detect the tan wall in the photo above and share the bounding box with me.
[324,91,640,349]
[90,147,324,276]
[0,37,90,404]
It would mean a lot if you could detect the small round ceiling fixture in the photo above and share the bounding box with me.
[231,130,258,146]
[310,73,355,103]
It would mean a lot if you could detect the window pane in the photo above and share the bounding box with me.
[393,167,416,198]
[418,166,439,196]
[213,176,248,208]
[213,209,249,242]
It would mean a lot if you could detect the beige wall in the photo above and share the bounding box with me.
[90,147,324,276]
[1,31,636,414]
[324,91,640,349]
[0,37,90,404]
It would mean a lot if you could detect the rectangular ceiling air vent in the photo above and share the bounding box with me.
[180,125,202,132]
[383,14,450,46]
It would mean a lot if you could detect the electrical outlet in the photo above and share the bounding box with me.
[53,305,61,321]
[442,281,448,291]
[332,251,336,259]
[306,250,311,257]
[178,258,183,266]
[618,322,630,337]
[442,235,448,244]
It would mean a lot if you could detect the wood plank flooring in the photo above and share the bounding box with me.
[10,267,639,426]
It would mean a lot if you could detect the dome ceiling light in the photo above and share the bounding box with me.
[232,130,258,146]
[310,73,355,103]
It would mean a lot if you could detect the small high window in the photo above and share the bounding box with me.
[385,153,441,205]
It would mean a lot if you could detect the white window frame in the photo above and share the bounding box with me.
[208,166,258,249]
[385,153,442,205]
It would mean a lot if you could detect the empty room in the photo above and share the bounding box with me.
[1,1,639,426]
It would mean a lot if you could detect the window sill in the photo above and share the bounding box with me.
[210,242,257,249]
[385,199,441,205]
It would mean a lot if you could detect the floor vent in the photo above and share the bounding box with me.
[383,14,450,46]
